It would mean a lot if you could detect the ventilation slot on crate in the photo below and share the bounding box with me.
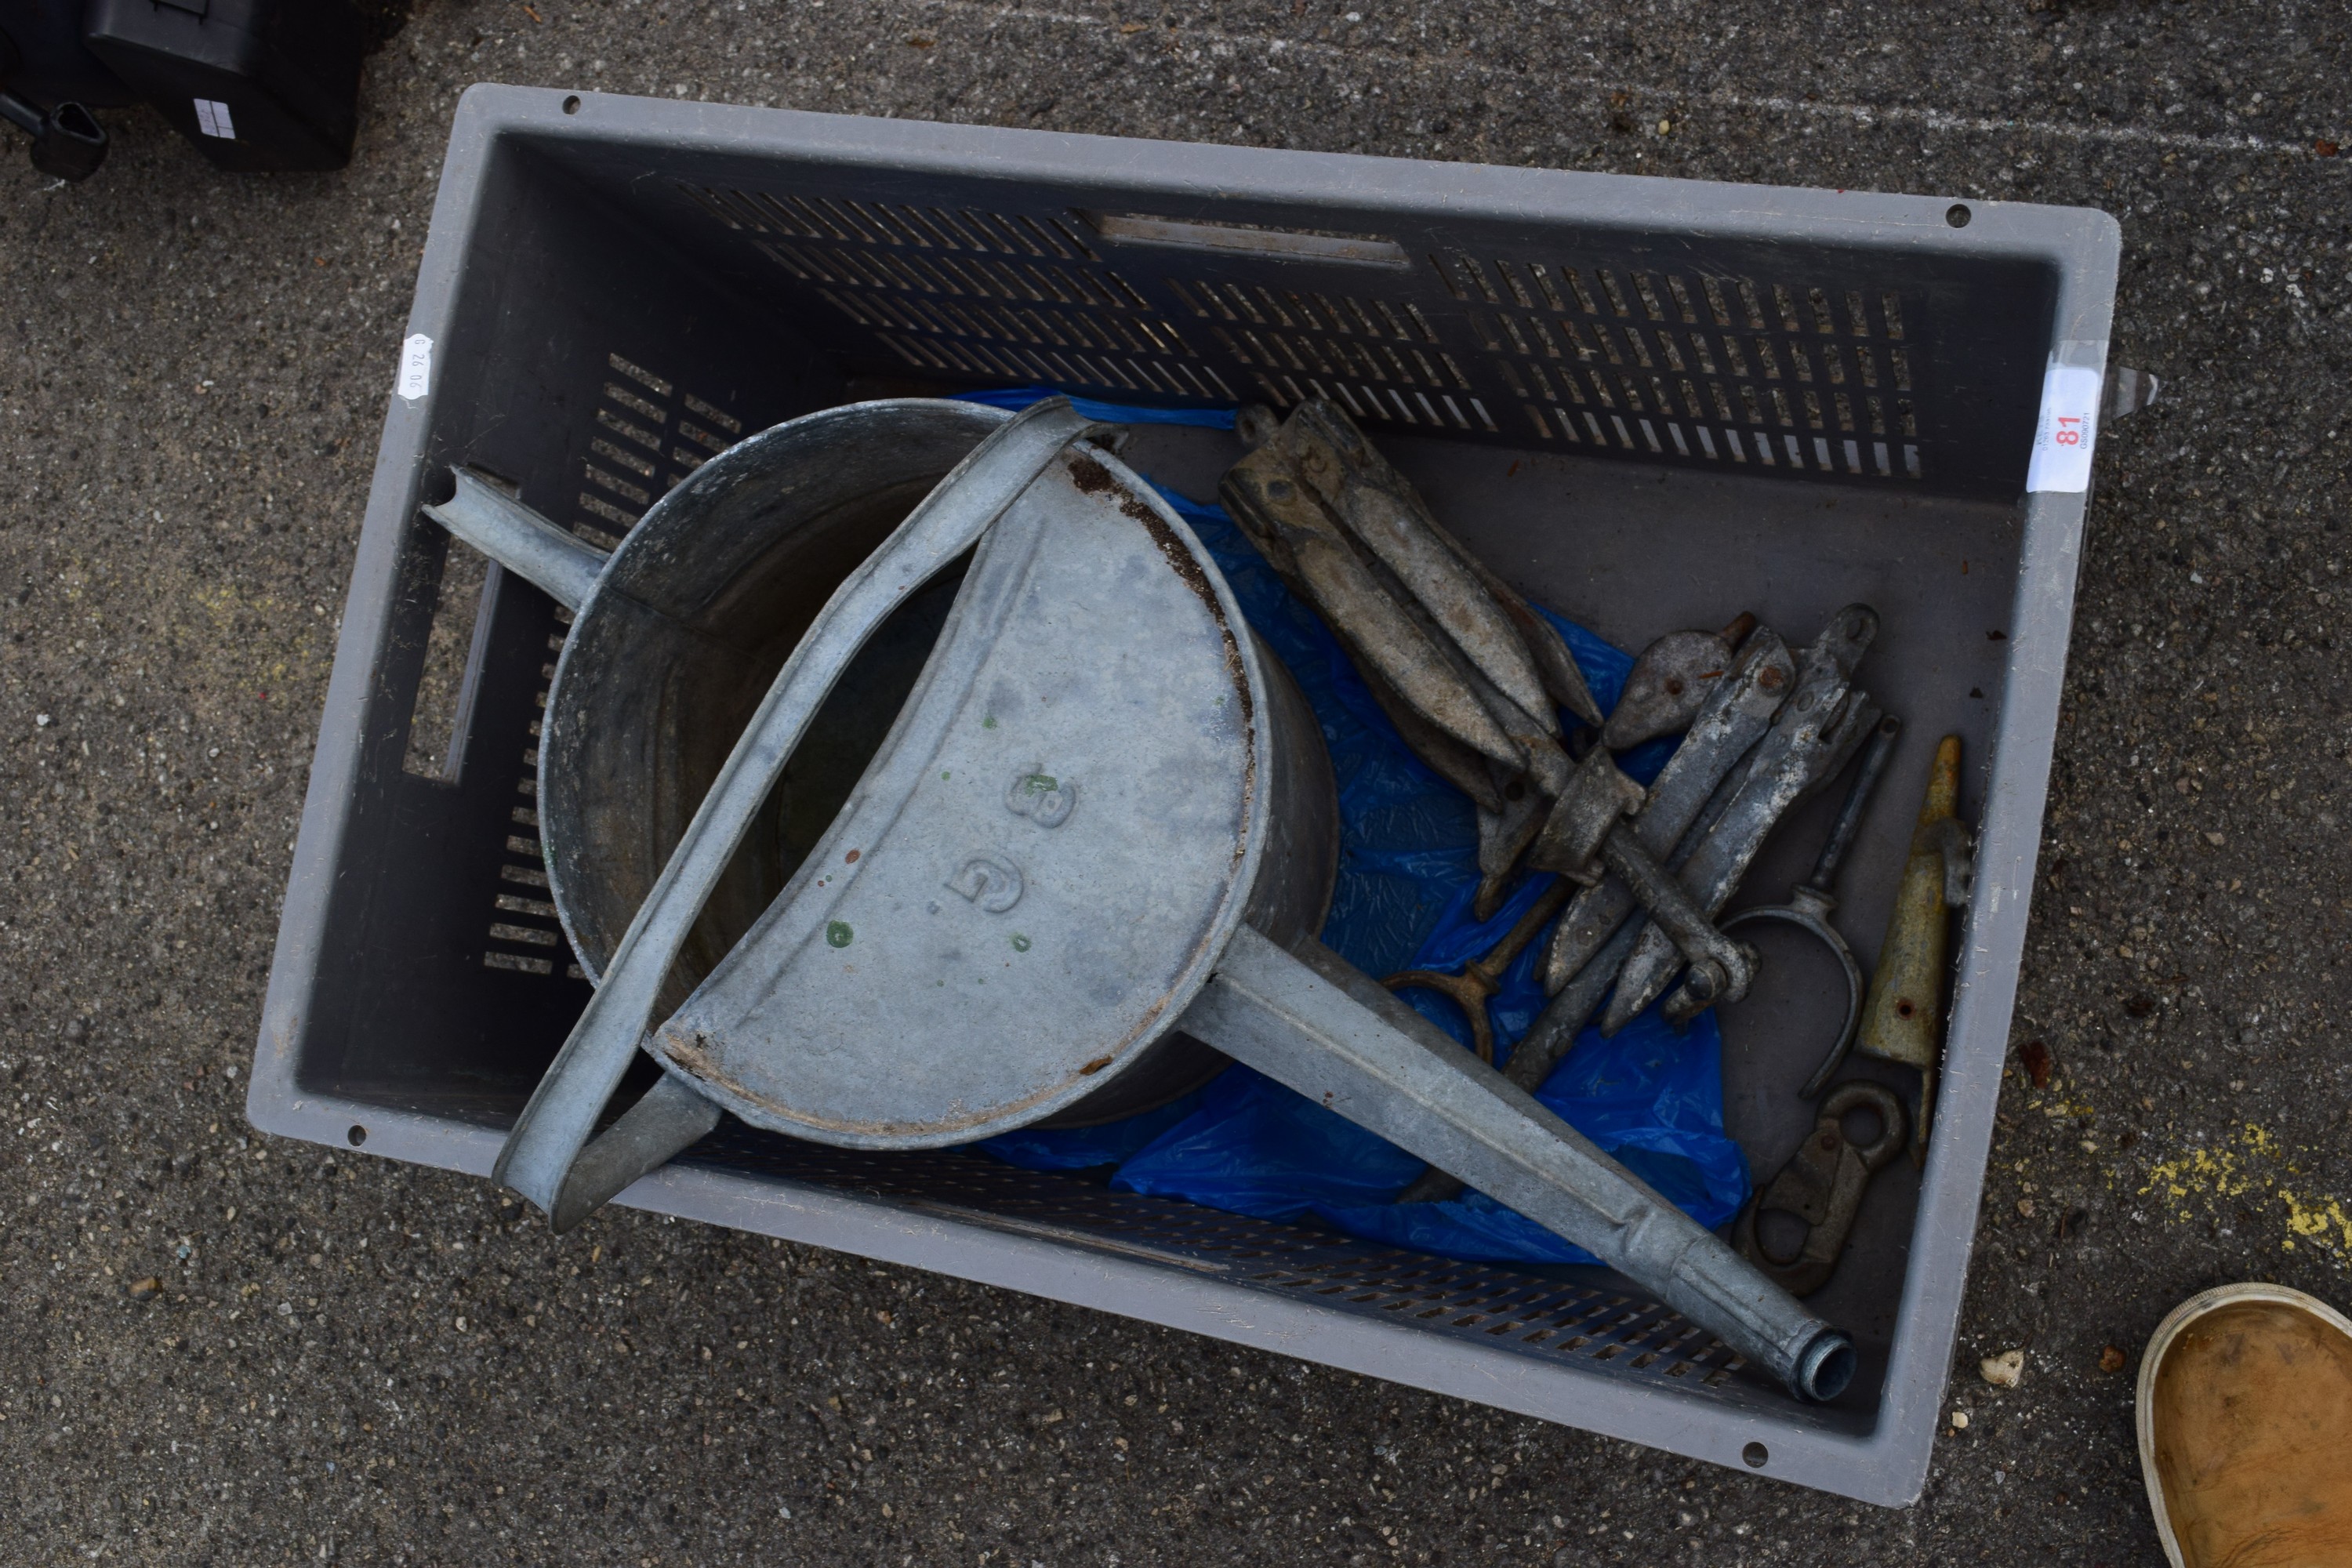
[1250,1257,1746,1386]
[1171,274,1500,434]
[481,355,742,981]
[676,186,1929,485]
[579,352,743,546]
[482,624,569,978]
[674,1132,1755,1396]
[1431,252,1926,481]
[677,183,1240,405]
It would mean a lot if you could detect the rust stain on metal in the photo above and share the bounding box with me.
[1074,448,1258,729]
[662,1029,723,1083]
[659,1014,1103,1137]
[1089,452,1267,998]
[1134,495,1256,728]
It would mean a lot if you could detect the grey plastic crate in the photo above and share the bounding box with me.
[249,84,2118,1506]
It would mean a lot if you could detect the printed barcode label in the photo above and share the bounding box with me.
[2024,363,2101,493]
[193,99,237,140]
[397,335,434,402]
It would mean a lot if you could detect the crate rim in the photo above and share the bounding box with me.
[251,83,2120,1508]
[486,83,2120,264]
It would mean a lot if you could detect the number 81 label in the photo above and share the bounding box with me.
[2025,363,2102,493]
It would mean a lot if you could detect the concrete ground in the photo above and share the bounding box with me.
[3,1,2348,1563]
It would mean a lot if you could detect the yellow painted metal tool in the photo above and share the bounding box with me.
[1853,734,1972,1166]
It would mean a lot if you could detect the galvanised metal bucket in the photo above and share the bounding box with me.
[485,398,1339,1136]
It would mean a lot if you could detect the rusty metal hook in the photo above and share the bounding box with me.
[1381,879,1571,1062]
[1734,1080,1906,1298]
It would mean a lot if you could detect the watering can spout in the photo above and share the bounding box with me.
[1182,924,1857,1403]
[421,467,610,612]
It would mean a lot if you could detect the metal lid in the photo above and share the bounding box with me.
[652,441,1268,1146]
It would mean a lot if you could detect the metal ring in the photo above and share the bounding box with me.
[1719,903,1867,1100]
[1819,1080,1906,1170]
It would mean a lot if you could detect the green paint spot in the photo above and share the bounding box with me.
[1010,933,1033,953]
[826,920,854,949]
[941,771,952,781]
[1019,772,1058,796]
[982,715,997,729]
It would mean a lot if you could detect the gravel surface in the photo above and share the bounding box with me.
[3,2,2349,1563]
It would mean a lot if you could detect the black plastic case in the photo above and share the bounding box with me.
[0,0,140,104]
[82,0,359,171]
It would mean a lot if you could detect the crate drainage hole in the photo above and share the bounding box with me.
[563,95,581,114]
[1945,203,1972,228]
[347,1125,368,1148]
[1743,1441,1769,1468]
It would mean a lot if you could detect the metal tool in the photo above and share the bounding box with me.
[1246,398,1603,730]
[1837,734,1972,1165]
[1601,613,1758,751]
[1538,628,1795,996]
[1394,761,1739,1207]
[1286,402,1559,727]
[1508,753,1765,1097]
[1600,608,1882,1035]
[1383,878,1571,1064]
[1223,397,1602,918]
[1222,401,1588,772]
[1722,713,1904,1099]
[1517,744,1763,1018]
[1399,621,1876,1207]
[1735,1081,1906,1298]
[1595,818,1759,1014]
[430,395,1858,1403]
[1393,916,1642,1207]
[1471,783,1550,920]
[1223,453,1526,768]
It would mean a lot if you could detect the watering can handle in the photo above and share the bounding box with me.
[461,399,1115,1230]
[1181,924,1857,1403]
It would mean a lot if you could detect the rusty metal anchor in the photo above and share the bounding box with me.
[1601,613,1759,751]
[1600,607,1882,1034]
[1522,746,1762,1018]
[1538,627,1795,996]
[1223,397,1603,919]
[1381,879,1573,1064]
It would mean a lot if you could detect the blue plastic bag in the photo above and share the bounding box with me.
[951,384,1238,430]
[959,394,1748,1265]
